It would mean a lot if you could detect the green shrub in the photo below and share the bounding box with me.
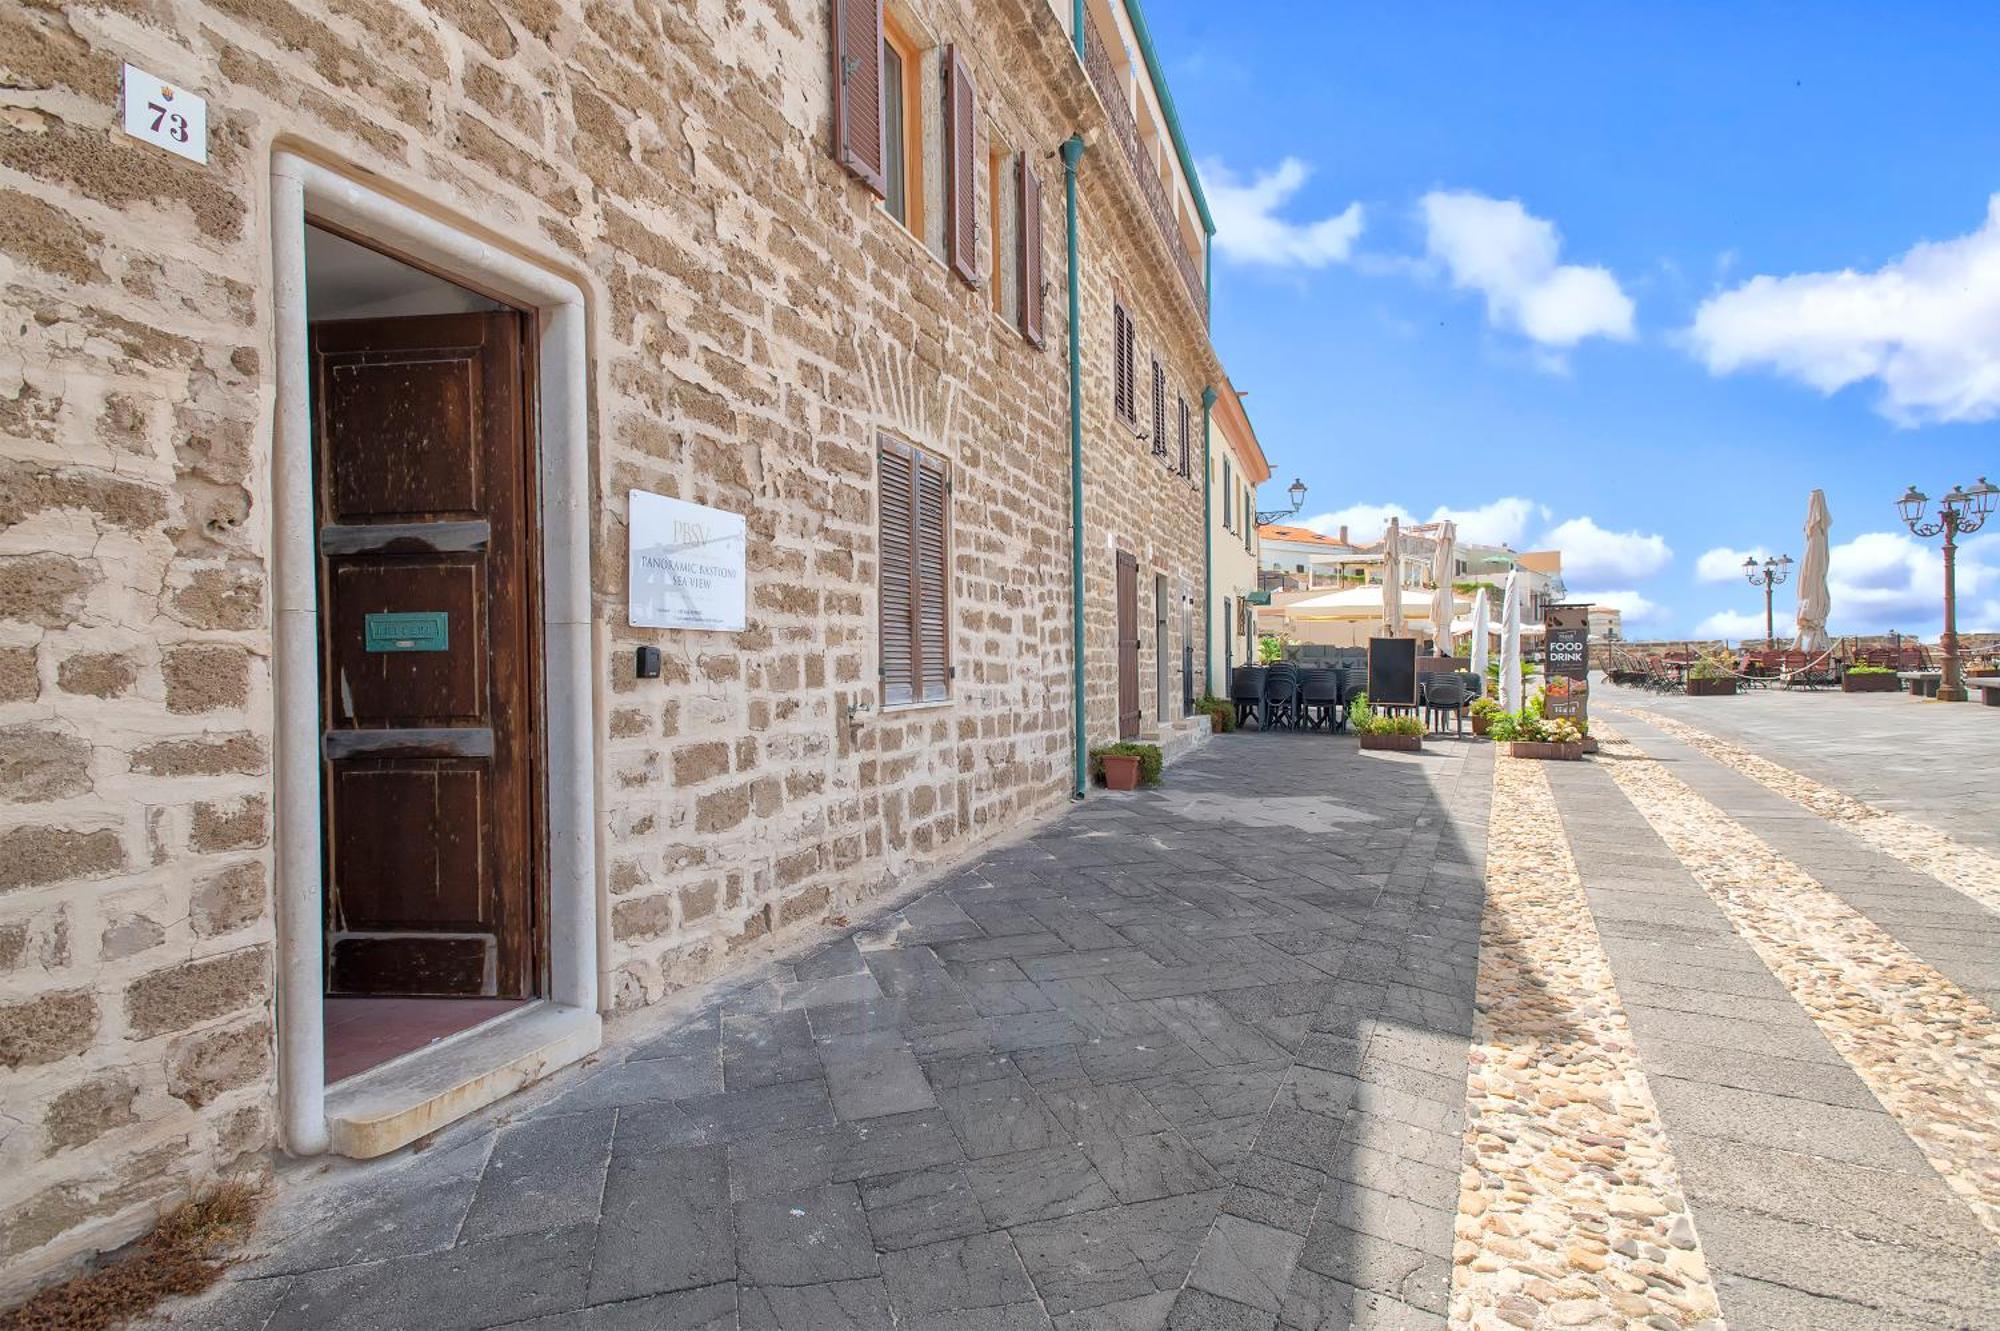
[1846,664,1895,676]
[1256,635,1287,665]
[1347,692,1423,738]
[1089,742,1162,785]
[1195,695,1235,731]
[1687,652,1734,682]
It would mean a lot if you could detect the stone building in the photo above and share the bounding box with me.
[1209,378,1269,684]
[0,0,1257,1295]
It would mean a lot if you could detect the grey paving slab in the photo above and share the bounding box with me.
[162,733,1503,1331]
[1612,683,2000,852]
[1545,752,1998,1331]
[1608,707,2000,1008]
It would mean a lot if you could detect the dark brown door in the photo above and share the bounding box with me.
[311,311,539,998]
[1116,550,1140,739]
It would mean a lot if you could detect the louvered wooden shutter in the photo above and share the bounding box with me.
[914,451,951,700]
[1111,304,1128,422]
[831,0,887,196]
[945,47,978,286]
[1177,396,1190,476]
[1223,458,1233,528]
[1150,360,1166,455]
[1017,156,1044,345]
[878,438,916,704]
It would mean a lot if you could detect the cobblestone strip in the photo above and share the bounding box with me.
[1451,753,1725,1331]
[1602,704,2000,915]
[1593,720,2000,1240]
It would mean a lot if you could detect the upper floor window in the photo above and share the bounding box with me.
[879,14,923,235]
[1222,457,1233,529]
[1149,357,1167,457]
[1176,395,1190,478]
[1113,302,1137,425]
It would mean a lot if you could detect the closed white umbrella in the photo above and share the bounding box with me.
[1381,517,1404,637]
[1470,588,1492,690]
[1429,521,1457,654]
[1500,568,1524,713]
[1795,489,1832,654]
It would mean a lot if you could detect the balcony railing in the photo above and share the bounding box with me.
[1083,12,1207,319]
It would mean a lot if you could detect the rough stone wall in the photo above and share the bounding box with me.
[1073,171,1213,759]
[0,0,1216,1291]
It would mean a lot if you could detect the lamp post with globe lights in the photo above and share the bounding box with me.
[1897,477,1997,702]
[1743,554,1793,650]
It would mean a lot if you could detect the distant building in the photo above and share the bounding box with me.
[1211,384,1271,684]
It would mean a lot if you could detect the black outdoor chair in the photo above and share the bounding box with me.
[1297,669,1342,731]
[1457,670,1484,702]
[1262,663,1301,730]
[1422,675,1469,737]
[1230,666,1267,729]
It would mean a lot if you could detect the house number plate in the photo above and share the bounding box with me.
[364,612,449,653]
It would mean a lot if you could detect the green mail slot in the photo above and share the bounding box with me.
[363,611,449,653]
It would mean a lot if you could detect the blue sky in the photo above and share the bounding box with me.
[1145,2,1999,639]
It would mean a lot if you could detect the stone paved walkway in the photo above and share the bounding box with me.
[152,695,2000,1331]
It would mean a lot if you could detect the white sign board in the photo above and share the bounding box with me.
[121,64,207,164]
[627,491,747,631]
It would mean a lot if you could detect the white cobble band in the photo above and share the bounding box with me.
[1451,752,1725,1330]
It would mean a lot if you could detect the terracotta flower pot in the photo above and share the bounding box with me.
[1100,754,1142,790]
[1359,733,1422,752]
[1470,713,1491,737]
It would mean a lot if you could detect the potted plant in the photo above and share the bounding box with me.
[1349,694,1424,752]
[1195,695,1235,732]
[1256,634,1287,666]
[1468,695,1503,737]
[1503,715,1587,760]
[1090,741,1162,790]
[1684,654,1738,697]
[1841,664,1900,693]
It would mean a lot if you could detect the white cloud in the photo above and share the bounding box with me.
[1542,516,1673,583]
[1420,190,1636,351]
[1688,195,2000,425]
[1570,589,1664,622]
[1693,609,1768,639]
[1695,545,1773,583]
[1205,157,1365,268]
[1299,496,1538,548]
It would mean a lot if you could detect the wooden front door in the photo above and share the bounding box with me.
[1116,550,1140,739]
[312,310,539,998]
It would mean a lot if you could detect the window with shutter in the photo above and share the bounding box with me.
[1149,359,1166,456]
[944,46,978,286]
[1112,303,1132,424]
[1177,396,1190,477]
[831,0,887,197]
[1223,458,1233,528]
[1017,155,1044,345]
[878,435,951,705]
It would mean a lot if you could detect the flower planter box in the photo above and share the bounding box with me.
[1099,754,1142,790]
[1507,740,1585,761]
[1684,678,1737,697]
[1841,672,1900,693]
[1358,733,1422,753]
[1470,713,1492,737]
[1580,737,1599,754]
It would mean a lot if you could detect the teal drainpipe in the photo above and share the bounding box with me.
[1062,134,1088,798]
[1072,0,1085,57]
[1200,385,1215,696]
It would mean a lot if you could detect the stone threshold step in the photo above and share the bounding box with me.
[325,1002,601,1159]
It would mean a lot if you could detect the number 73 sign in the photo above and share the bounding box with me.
[121,64,207,165]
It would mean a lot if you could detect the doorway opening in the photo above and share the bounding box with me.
[1116,550,1140,739]
[273,153,601,1160]
[305,226,540,1083]
[1154,573,1169,723]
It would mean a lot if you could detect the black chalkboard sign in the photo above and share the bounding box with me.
[1367,636,1418,706]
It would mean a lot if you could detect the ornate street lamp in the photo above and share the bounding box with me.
[1255,478,1307,526]
[1743,553,1793,650]
[1898,476,1996,702]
